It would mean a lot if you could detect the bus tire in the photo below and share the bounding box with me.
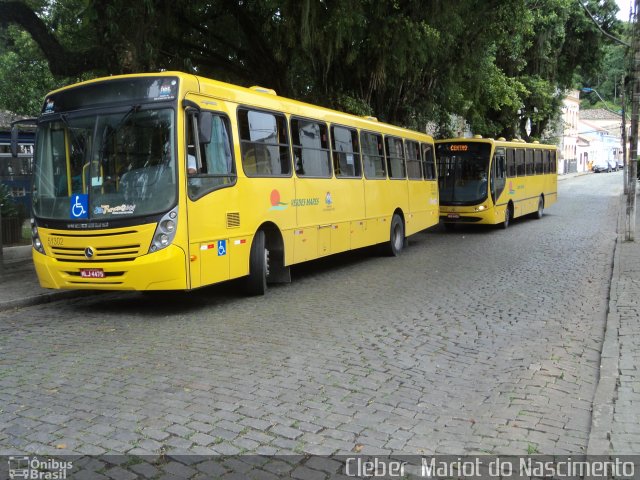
[245,230,269,295]
[534,196,544,219]
[502,204,512,229]
[385,214,405,256]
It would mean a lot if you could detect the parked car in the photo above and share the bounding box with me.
[592,158,615,173]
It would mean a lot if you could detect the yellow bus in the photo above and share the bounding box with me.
[435,136,557,228]
[19,72,439,294]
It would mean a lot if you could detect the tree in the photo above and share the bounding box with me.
[0,184,18,218]
[0,0,622,137]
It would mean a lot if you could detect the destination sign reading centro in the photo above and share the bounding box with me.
[449,144,469,152]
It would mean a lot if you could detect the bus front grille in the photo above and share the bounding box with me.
[50,244,143,262]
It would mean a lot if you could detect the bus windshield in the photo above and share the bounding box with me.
[33,107,176,221]
[437,142,490,205]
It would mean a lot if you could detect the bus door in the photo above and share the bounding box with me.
[491,147,507,207]
[184,107,237,288]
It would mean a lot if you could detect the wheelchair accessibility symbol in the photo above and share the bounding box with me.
[70,194,89,219]
[217,240,227,256]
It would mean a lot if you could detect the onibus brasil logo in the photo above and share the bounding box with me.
[8,456,73,479]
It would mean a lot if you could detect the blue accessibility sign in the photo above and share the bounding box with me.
[217,240,227,256]
[70,194,89,219]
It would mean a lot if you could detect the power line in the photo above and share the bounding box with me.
[578,0,631,48]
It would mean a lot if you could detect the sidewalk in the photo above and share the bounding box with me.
[0,245,84,311]
[588,189,640,455]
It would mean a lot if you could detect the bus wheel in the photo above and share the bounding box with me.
[502,205,512,229]
[534,196,544,219]
[385,214,405,256]
[245,230,269,295]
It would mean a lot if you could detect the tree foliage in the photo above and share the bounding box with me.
[0,0,622,139]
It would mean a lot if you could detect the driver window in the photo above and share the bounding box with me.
[186,111,236,200]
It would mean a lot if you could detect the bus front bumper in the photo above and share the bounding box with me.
[32,245,189,291]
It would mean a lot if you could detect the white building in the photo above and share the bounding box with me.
[560,90,580,174]
[578,109,623,170]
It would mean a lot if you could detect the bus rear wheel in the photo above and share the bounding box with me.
[385,214,405,256]
[245,230,269,295]
[502,204,512,229]
[534,196,544,219]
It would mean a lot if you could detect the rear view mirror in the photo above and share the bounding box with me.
[198,112,213,144]
[10,119,37,158]
[10,124,19,158]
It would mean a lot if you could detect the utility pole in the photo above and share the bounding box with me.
[623,76,629,195]
[0,202,3,274]
[626,0,640,241]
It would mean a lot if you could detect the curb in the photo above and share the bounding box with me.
[586,191,624,455]
[0,290,102,312]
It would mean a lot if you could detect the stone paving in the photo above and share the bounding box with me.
[608,190,640,455]
[0,172,630,478]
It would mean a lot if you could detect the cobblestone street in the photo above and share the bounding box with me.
[0,173,625,477]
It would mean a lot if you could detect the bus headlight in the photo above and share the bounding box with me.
[31,219,45,255]
[149,208,178,253]
[475,205,487,212]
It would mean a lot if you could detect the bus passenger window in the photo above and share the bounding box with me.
[361,131,385,179]
[331,126,361,177]
[534,150,543,174]
[506,148,516,177]
[406,140,422,179]
[422,143,436,180]
[550,151,557,173]
[525,149,534,175]
[385,136,406,179]
[239,109,291,177]
[516,149,525,176]
[543,150,550,174]
[292,118,331,177]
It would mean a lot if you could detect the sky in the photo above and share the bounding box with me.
[616,0,633,20]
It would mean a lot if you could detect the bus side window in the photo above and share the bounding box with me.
[292,118,331,177]
[543,150,549,174]
[361,131,385,179]
[187,111,236,200]
[516,149,525,176]
[534,149,543,174]
[239,109,291,177]
[331,126,361,178]
[525,149,534,176]
[405,140,422,179]
[506,148,516,177]
[422,143,436,180]
[385,136,406,179]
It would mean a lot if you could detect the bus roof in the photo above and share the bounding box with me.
[44,71,434,142]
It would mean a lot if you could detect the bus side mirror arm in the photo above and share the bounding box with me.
[10,119,37,158]
[182,100,212,144]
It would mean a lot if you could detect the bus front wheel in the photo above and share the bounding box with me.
[245,230,269,295]
[385,214,405,256]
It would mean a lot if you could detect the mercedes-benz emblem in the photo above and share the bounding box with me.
[84,247,95,259]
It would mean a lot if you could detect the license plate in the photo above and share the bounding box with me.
[80,268,105,279]
[447,213,460,219]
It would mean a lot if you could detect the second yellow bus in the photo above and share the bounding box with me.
[436,137,557,228]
